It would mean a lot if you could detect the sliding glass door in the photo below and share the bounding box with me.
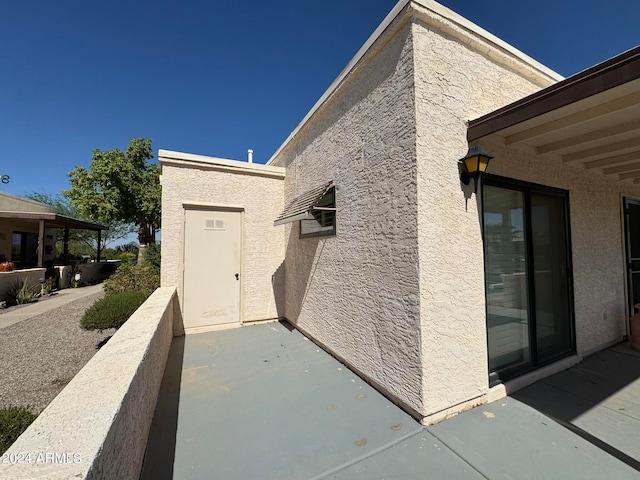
[483,178,574,383]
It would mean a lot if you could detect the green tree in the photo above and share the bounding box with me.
[64,138,161,249]
[24,192,135,256]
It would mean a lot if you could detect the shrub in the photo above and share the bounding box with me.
[103,263,160,297]
[81,291,148,330]
[119,252,137,266]
[0,406,37,454]
[143,242,161,269]
[6,278,38,306]
[99,263,118,276]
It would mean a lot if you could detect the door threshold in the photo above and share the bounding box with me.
[487,354,581,403]
[184,323,241,335]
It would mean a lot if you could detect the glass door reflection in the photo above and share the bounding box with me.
[483,186,532,377]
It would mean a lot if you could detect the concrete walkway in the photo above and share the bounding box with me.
[142,323,640,479]
[0,283,104,329]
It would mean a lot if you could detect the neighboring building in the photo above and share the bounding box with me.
[160,0,640,424]
[0,191,109,293]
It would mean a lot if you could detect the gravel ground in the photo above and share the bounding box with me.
[0,290,116,413]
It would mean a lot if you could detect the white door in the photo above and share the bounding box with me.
[183,209,241,328]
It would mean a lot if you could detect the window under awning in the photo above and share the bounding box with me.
[274,182,335,226]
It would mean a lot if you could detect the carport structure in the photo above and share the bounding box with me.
[0,211,107,268]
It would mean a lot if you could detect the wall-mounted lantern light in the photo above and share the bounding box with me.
[458,145,493,193]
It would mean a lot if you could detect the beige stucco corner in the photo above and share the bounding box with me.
[159,150,286,324]
[410,2,560,417]
[264,0,566,421]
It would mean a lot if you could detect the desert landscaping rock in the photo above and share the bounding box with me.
[0,289,115,412]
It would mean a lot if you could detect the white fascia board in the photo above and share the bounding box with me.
[266,0,563,166]
[159,149,285,177]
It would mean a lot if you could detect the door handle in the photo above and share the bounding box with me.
[235,273,239,280]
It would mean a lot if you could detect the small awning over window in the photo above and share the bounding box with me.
[274,182,334,226]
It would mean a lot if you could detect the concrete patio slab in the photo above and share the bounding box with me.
[141,322,426,480]
[512,348,640,472]
[142,323,640,479]
[329,429,485,479]
[429,396,640,479]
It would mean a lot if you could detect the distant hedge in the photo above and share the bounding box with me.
[0,406,37,454]
[103,263,159,297]
[81,291,148,331]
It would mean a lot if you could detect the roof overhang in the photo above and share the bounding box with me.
[0,212,108,231]
[468,46,640,182]
[274,182,334,226]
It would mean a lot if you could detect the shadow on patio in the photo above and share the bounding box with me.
[140,322,640,479]
[511,344,640,471]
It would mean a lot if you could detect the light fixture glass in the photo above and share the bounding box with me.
[459,146,494,192]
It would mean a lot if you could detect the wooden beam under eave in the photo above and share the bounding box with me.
[618,170,640,180]
[505,91,640,145]
[583,151,640,169]
[536,119,640,155]
[603,161,640,175]
[563,138,640,163]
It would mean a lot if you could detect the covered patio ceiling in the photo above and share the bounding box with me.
[468,46,640,183]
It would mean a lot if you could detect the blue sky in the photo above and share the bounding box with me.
[2,0,639,200]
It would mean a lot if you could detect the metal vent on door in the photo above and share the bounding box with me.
[205,219,225,231]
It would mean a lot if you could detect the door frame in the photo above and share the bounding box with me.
[181,202,245,327]
[481,175,576,383]
[623,196,640,330]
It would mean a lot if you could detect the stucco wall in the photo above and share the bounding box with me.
[160,155,285,323]
[272,19,424,416]
[411,6,558,416]
[0,268,46,302]
[1,287,179,480]
[483,140,640,356]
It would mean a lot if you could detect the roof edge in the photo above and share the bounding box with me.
[467,45,640,141]
[266,0,562,166]
[266,0,413,166]
[159,149,285,177]
[413,1,562,84]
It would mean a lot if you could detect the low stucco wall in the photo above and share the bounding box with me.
[0,268,46,302]
[0,287,182,480]
[56,261,121,289]
[0,192,56,214]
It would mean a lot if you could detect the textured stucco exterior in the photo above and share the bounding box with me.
[160,153,285,324]
[268,1,563,419]
[272,16,424,415]
[411,4,559,416]
[157,0,639,423]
